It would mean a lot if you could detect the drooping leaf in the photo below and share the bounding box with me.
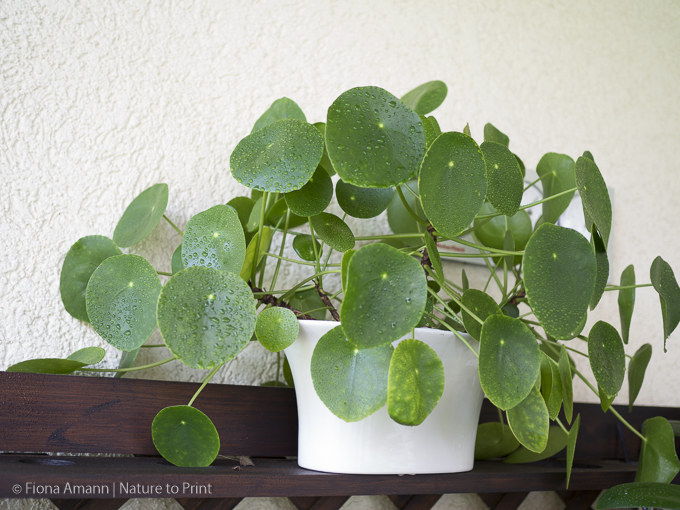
[340,243,427,348]
[255,307,299,352]
[421,115,439,147]
[60,235,123,322]
[474,422,520,460]
[559,345,574,424]
[284,166,333,217]
[292,234,323,262]
[182,205,246,275]
[112,183,169,248]
[231,119,323,193]
[514,153,526,178]
[152,406,220,467]
[484,123,509,147]
[419,132,487,239]
[650,256,680,351]
[336,180,395,219]
[629,344,652,411]
[539,353,563,420]
[597,482,680,510]
[157,266,257,369]
[575,156,612,248]
[636,416,680,483]
[504,426,568,463]
[618,264,636,344]
[479,315,541,411]
[67,347,106,365]
[115,348,139,378]
[588,321,625,399]
[480,141,523,217]
[326,86,426,188]
[226,196,256,230]
[288,287,326,320]
[246,197,265,233]
[566,414,580,489]
[311,325,393,422]
[535,153,576,224]
[424,233,443,282]
[6,358,89,374]
[461,289,502,341]
[598,384,616,412]
[341,249,356,293]
[387,339,445,426]
[251,97,306,133]
[313,122,336,176]
[400,80,448,115]
[506,386,549,453]
[462,269,469,292]
[239,227,272,281]
[523,223,596,340]
[474,203,532,266]
[590,226,609,310]
[309,213,355,252]
[171,244,184,274]
[86,254,161,351]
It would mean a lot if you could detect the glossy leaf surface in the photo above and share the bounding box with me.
[539,353,563,420]
[506,386,549,453]
[566,414,580,488]
[636,416,680,483]
[504,426,567,463]
[288,288,326,320]
[650,256,680,350]
[419,132,487,238]
[474,422,520,460]
[628,343,652,411]
[535,153,576,224]
[326,86,426,188]
[6,358,88,374]
[255,307,299,352]
[309,213,355,252]
[575,156,612,248]
[424,233,443,282]
[400,81,447,115]
[336,180,395,219]
[152,406,220,467]
[559,345,574,424]
[113,183,169,248]
[226,196,255,230]
[292,234,323,262]
[480,141,523,216]
[597,482,680,510]
[239,227,272,281]
[590,226,609,310]
[461,289,502,341]
[171,244,184,274]
[588,321,625,398]
[483,123,509,147]
[67,347,106,365]
[284,166,333,217]
[341,249,356,292]
[340,243,427,348]
[618,264,635,344]
[251,97,306,133]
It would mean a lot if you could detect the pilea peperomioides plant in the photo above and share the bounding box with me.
[8,81,680,502]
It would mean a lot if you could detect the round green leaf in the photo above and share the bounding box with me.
[226,196,255,230]
[483,123,509,147]
[182,205,246,275]
[340,243,427,348]
[309,213,355,252]
[311,325,394,422]
[474,422,520,460]
[152,406,220,467]
[400,81,448,115]
[230,119,323,193]
[536,153,576,224]
[255,307,299,352]
[523,223,596,340]
[171,244,184,274]
[60,235,123,322]
[575,156,612,248]
[86,254,161,351]
[505,426,567,463]
[636,416,680,483]
[461,289,502,341]
[67,347,106,365]
[618,264,636,345]
[326,86,426,188]
[479,315,541,411]
[157,266,257,369]
[474,204,532,266]
[387,339,445,426]
[251,97,306,133]
[288,288,326,320]
[480,141,523,217]
[284,166,333,217]
[629,343,652,411]
[419,132,487,238]
[598,482,680,510]
[6,358,88,374]
[112,183,169,248]
[506,386,549,453]
[336,180,395,219]
[292,234,322,262]
[588,321,625,399]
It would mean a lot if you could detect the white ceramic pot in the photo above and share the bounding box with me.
[284,320,484,474]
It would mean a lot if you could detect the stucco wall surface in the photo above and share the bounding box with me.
[1,1,680,509]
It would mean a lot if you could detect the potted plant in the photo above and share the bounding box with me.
[6,81,680,499]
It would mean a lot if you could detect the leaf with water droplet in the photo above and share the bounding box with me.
[311,325,393,422]
[113,183,169,248]
[400,81,448,115]
[157,266,256,369]
[575,156,612,248]
[590,225,609,310]
[340,243,427,348]
[256,307,299,352]
[419,132,487,238]
[226,196,255,230]
[336,180,395,219]
[86,254,161,351]
[536,153,576,224]
[292,234,323,262]
[152,405,220,467]
[650,256,680,351]
[618,264,635,344]
[636,416,680,483]
[231,119,323,193]
[588,320,625,399]
[284,166,333,217]
[172,244,184,274]
[523,223,596,340]
[481,141,523,216]
[387,339,444,426]
[60,235,123,322]
[597,482,680,509]
[288,288,326,320]
[326,86,426,188]
[484,123,509,147]
[251,97,306,133]
[309,213,355,252]
[182,205,246,275]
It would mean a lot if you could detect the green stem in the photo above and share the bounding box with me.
[450,236,523,256]
[427,311,478,358]
[555,417,569,434]
[355,233,427,241]
[308,218,323,283]
[264,252,339,267]
[540,336,589,358]
[157,271,173,276]
[523,172,552,192]
[402,181,419,198]
[82,356,177,373]
[270,209,291,292]
[294,306,331,317]
[188,362,225,407]
[329,288,343,301]
[497,407,505,427]
[475,187,578,220]
[472,233,505,295]
[252,285,316,297]
[140,344,166,348]
[604,283,654,291]
[279,270,341,301]
[397,186,429,226]
[439,252,504,259]
[163,215,184,237]
[252,192,269,282]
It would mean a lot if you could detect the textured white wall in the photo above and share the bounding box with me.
[2,1,680,509]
